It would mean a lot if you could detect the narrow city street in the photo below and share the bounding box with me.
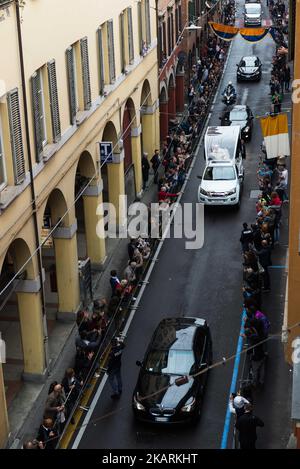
[72,0,292,450]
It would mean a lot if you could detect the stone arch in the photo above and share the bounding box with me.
[167,71,176,122]
[159,84,169,143]
[74,151,98,263]
[0,237,35,283]
[140,79,152,108]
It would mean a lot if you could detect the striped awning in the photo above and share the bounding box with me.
[209,22,239,41]
[239,27,270,43]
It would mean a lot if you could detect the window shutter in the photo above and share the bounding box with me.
[128,7,134,63]
[107,20,116,83]
[137,1,143,55]
[120,13,125,73]
[31,72,44,161]
[7,88,25,184]
[97,27,105,95]
[66,46,77,124]
[145,0,151,46]
[80,37,92,110]
[47,59,61,143]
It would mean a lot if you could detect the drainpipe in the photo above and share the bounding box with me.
[15,0,49,371]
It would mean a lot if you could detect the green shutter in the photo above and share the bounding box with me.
[47,59,61,143]
[128,7,134,63]
[145,0,151,46]
[97,28,105,95]
[137,1,143,55]
[107,20,116,83]
[80,37,92,110]
[7,88,25,184]
[120,12,125,72]
[66,46,77,124]
[31,72,44,161]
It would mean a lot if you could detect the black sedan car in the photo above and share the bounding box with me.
[237,56,262,82]
[132,317,212,424]
[220,105,254,141]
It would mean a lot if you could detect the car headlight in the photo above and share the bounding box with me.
[181,397,196,413]
[200,188,209,196]
[133,393,145,411]
[244,126,250,133]
[226,188,236,196]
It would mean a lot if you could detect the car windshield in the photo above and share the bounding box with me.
[229,110,248,121]
[203,166,235,181]
[242,58,259,67]
[144,349,196,375]
[245,5,260,13]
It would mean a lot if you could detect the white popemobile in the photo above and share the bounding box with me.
[198,126,245,208]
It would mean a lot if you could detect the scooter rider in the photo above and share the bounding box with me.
[223,81,236,98]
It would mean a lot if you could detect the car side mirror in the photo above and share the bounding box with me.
[136,360,143,367]
[197,175,202,180]
[219,117,222,120]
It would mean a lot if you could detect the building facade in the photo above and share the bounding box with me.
[0,0,159,447]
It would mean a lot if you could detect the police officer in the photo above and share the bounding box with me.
[240,223,254,253]
[107,337,125,399]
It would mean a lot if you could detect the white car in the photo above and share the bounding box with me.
[198,160,244,208]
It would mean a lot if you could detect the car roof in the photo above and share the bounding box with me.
[150,317,207,351]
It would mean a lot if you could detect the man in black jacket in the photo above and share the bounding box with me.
[107,338,125,399]
[150,149,161,184]
[255,240,272,291]
[240,223,253,252]
[235,403,264,449]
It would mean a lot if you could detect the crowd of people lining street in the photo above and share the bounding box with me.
[23,0,291,449]
[229,2,290,448]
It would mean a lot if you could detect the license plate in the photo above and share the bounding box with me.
[155,417,168,422]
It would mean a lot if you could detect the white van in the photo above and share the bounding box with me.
[198,126,244,208]
[244,2,262,26]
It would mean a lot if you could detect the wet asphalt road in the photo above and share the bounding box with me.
[76,0,292,449]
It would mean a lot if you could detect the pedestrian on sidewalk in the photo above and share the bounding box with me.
[142,153,150,190]
[150,149,161,184]
[106,337,125,399]
[110,270,121,296]
[37,418,58,449]
[235,403,264,449]
[255,240,272,292]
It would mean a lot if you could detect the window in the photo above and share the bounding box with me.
[66,44,79,124]
[107,20,116,83]
[0,115,7,189]
[127,7,134,64]
[137,1,143,55]
[145,0,151,46]
[145,349,196,375]
[47,60,61,143]
[97,27,105,95]
[167,16,171,56]
[203,166,236,181]
[80,37,92,110]
[6,89,26,184]
[31,68,47,161]
[119,12,126,73]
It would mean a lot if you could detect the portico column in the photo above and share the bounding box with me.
[176,71,185,112]
[141,100,160,161]
[15,273,48,381]
[160,99,169,143]
[131,126,143,194]
[107,152,126,230]
[168,85,176,120]
[52,221,80,320]
[82,179,106,269]
[0,364,9,448]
